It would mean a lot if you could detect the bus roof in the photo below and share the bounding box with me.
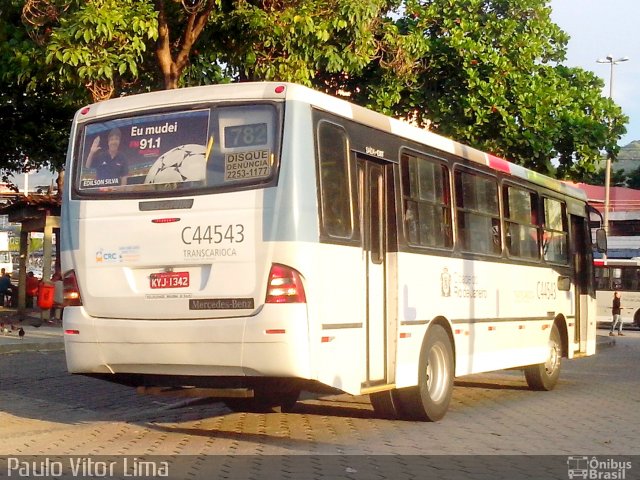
[74,81,587,202]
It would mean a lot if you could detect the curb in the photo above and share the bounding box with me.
[0,341,64,355]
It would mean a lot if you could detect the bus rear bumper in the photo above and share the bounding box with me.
[62,305,311,381]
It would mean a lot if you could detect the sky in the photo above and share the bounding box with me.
[550,0,640,146]
[11,169,55,192]
[10,1,640,191]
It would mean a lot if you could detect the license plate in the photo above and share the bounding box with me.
[150,271,190,289]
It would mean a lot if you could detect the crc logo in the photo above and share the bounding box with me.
[96,249,122,263]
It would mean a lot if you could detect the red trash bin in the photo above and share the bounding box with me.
[37,281,55,309]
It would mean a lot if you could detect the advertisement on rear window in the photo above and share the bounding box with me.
[79,110,210,190]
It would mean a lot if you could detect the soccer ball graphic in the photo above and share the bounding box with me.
[144,144,206,184]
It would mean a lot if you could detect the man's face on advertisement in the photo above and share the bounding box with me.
[107,132,121,154]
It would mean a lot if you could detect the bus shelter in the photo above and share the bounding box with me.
[0,195,61,323]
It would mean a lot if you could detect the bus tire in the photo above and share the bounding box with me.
[634,311,640,329]
[396,324,454,422]
[370,390,403,419]
[524,323,562,391]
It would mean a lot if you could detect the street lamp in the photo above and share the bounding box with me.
[596,54,629,257]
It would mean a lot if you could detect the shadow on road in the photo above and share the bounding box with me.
[454,380,530,391]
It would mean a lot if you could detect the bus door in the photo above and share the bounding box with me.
[357,156,390,384]
[570,214,592,351]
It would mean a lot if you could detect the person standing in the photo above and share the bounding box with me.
[85,127,128,186]
[610,291,624,336]
[0,268,11,306]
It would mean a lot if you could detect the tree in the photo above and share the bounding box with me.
[0,1,77,187]
[155,0,219,89]
[210,0,401,86]
[1,0,161,186]
[11,0,224,97]
[22,0,159,102]
[339,0,627,180]
[625,166,640,190]
[0,79,74,187]
[581,166,627,188]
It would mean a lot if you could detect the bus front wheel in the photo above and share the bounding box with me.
[524,323,562,391]
[396,324,454,422]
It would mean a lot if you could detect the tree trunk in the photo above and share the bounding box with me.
[155,0,217,90]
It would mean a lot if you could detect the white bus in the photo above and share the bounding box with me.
[60,82,606,421]
[594,258,640,328]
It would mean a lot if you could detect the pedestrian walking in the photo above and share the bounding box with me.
[610,291,624,336]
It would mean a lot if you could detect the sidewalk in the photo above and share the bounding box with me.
[0,310,621,356]
[0,306,64,355]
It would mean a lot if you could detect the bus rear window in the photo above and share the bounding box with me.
[75,104,281,196]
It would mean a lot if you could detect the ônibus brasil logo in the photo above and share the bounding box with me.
[567,456,632,479]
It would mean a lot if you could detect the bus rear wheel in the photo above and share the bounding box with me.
[370,390,403,419]
[524,323,562,391]
[396,324,454,422]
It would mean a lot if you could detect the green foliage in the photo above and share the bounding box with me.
[210,0,392,85]
[0,1,75,184]
[3,0,159,101]
[1,1,38,88]
[580,141,640,188]
[0,0,160,184]
[0,79,74,185]
[343,0,627,180]
[625,166,640,190]
[42,0,158,96]
[582,166,628,188]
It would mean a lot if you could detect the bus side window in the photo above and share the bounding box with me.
[595,266,610,290]
[611,268,622,290]
[621,266,637,290]
[400,152,452,249]
[405,200,419,244]
[454,169,501,255]
[504,185,539,260]
[317,122,354,238]
[542,197,568,264]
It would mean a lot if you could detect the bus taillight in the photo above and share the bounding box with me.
[265,264,306,304]
[63,270,83,307]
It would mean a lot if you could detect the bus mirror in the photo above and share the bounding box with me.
[595,228,607,253]
[557,276,571,291]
